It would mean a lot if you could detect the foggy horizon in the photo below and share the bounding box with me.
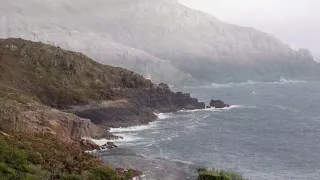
[179,0,320,60]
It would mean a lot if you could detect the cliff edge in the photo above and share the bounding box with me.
[0,38,205,140]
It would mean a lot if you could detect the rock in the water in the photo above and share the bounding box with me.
[80,139,100,151]
[100,141,118,150]
[209,100,230,109]
[107,142,118,148]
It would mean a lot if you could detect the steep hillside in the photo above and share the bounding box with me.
[1,0,319,84]
[0,38,205,140]
[0,38,152,108]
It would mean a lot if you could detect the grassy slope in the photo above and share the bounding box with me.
[0,132,136,180]
[0,38,151,109]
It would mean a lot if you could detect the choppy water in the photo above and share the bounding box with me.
[109,81,320,180]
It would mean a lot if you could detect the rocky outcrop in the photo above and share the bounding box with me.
[80,139,118,151]
[101,142,118,150]
[0,93,105,142]
[70,83,205,128]
[0,38,207,140]
[210,100,230,109]
[80,139,101,151]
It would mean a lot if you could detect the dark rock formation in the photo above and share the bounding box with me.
[101,142,118,150]
[210,100,230,109]
[171,92,206,110]
[80,139,101,151]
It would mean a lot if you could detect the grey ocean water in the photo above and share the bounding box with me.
[110,81,320,180]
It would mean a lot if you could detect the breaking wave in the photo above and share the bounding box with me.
[184,79,306,89]
[179,105,244,113]
[155,113,173,120]
[109,123,157,133]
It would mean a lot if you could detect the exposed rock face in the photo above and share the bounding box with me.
[0,93,104,142]
[210,100,230,109]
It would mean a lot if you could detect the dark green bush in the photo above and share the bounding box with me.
[198,168,247,180]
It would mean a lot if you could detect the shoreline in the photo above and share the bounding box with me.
[90,106,243,179]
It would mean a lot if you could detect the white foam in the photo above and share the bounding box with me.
[109,121,159,133]
[185,79,307,89]
[110,125,150,133]
[279,77,306,83]
[87,134,143,146]
[155,113,172,120]
[179,105,244,113]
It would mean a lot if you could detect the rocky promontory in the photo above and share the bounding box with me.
[0,38,206,141]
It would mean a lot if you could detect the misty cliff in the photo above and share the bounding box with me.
[1,0,319,84]
[0,38,205,140]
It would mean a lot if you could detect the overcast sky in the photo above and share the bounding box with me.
[179,0,320,58]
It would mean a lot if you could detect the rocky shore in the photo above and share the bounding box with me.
[0,38,232,179]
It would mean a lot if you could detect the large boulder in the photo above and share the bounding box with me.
[209,100,230,109]
[80,139,100,151]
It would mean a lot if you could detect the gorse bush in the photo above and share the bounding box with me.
[197,168,248,180]
[0,132,134,180]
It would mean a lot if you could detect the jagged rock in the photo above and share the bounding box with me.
[210,100,230,109]
[0,93,105,142]
[171,92,205,110]
[100,142,118,150]
[107,142,118,148]
[80,139,100,151]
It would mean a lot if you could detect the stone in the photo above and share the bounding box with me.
[210,100,230,109]
[80,139,100,151]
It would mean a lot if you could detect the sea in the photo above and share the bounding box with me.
[106,80,320,180]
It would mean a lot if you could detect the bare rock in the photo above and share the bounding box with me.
[0,93,104,142]
[210,100,230,109]
[80,139,101,151]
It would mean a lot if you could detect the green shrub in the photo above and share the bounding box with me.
[0,132,132,180]
[62,172,83,180]
[89,167,122,180]
[198,168,247,180]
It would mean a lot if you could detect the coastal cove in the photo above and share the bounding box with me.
[0,38,237,179]
[96,81,320,180]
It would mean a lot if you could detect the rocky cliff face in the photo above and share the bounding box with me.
[1,0,319,84]
[0,93,105,142]
[0,38,205,139]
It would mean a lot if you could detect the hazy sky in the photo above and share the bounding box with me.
[179,0,320,58]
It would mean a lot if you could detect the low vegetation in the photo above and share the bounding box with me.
[197,168,248,180]
[0,132,134,180]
